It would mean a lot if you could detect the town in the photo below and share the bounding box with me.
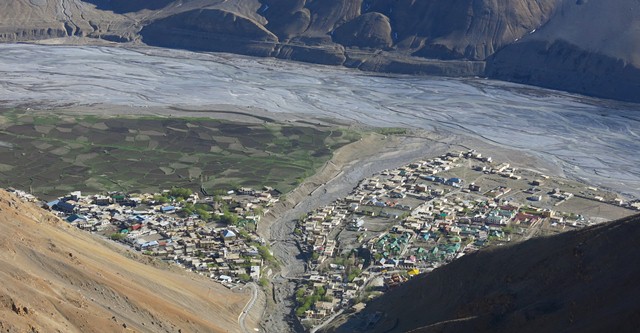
[15,186,282,288]
[4,149,639,332]
[291,150,638,329]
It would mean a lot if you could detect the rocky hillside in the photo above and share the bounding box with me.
[0,189,247,333]
[486,0,640,103]
[323,213,640,333]
[0,0,639,102]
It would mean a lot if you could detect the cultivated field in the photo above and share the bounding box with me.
[0,110,359,199]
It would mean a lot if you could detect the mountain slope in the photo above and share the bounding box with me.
[0,0,131,41]
[325,213,640,333]
[486,0,640,102]
[0,0,638,102]
[0,189,247,333]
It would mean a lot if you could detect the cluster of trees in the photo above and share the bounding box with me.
[294,285,332,317]
[218,210,238,225]
[331,252,363,282]
[237,273,251,283]
[152,187,193,204]
[109,233,126,241]
[256,244,277,266]
[347,268,362,282]
[181,202,212,220]
[149,186,266,227]
[169,187,193,199]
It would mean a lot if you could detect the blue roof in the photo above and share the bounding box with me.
[161,206,176,212]
[55,201,76,212]
[46,200,60,208]
[66,214,87,223]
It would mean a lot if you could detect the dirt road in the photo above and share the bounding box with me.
[239,282,259,333]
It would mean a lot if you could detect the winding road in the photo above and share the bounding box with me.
[238,282,258,333]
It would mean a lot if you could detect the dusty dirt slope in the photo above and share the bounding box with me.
[0,189,246,333]
[325,213,640,333]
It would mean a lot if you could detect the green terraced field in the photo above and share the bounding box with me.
[0,110,360,199]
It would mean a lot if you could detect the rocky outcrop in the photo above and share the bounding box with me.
[0,0,133,42]
[345,50,486,76]
[365,0,560,60]
[82,0,175,13]
[274,43,347,66]
[332,12,393,49]
[0,28,68,42]
[140,8,279,57]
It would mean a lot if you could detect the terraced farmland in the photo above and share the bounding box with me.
[0,111,359,199]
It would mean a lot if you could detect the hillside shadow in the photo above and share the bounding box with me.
[81,0,174,14]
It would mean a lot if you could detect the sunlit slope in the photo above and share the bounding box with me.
[0,189,246,333]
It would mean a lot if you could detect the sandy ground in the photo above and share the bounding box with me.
[0,189,248,333]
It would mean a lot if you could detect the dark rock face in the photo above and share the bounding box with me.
[487,40,640,103]
[274,44,347,66]
[324,214,640,333]
[142,8,278,43]
[81,0,175,14]
[364,0,559,60]
[140,8,279,57]
[332,12,393,49]
[0,28,68,41]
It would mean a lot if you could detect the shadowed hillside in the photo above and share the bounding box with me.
[0,189,247,333]
[486,0,640,102]
[324,214,640,333]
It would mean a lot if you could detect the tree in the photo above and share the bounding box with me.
[237,273,251,282]
[295,306,307,317]
[295,287,306,301]
[196,208,211,220]
[153,195,169,204]
[181,202,195,216]
[347,268,362,282]
[109,233,125,241]
[220,211,238,225]
[169,187,192,200]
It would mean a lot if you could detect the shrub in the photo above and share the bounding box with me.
[109,233,125,241]
[237,273,251,282]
